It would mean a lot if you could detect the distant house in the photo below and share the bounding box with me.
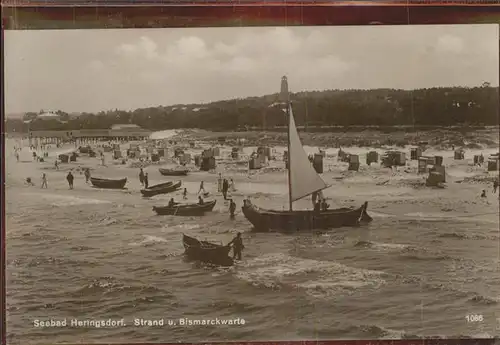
[23,111,65,124]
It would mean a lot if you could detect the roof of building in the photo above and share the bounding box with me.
[111,124,141,130]
[38,112,60,118]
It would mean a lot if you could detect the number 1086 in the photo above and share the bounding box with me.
[466,314,484,322]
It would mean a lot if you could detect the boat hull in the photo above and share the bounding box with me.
[241,200,372,232]
[159,168,189,176]
[90,177,127,189]
[140,181,181,197]
[182,234,233,267]
[153,200,216,216]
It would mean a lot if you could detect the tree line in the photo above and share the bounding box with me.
[5,86,499,134]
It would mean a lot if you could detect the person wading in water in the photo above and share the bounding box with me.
[320,198,330,211]
[67,171,74,189]
[144,173,149,189]
[314,200,321,212]
[229,199,236,218]
[228,232,244,260]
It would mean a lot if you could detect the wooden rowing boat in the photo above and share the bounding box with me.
[90,177,127,189]
[153,200,216,216]
[182,234,233,267]
[140,181,181,197]
[159,168,189,176]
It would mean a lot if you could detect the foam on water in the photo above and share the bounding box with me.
[130,235,169,247]
[404,211,500,225]
[162,224,201,233]
[354,240,414,252]
[236,253,386,297]
[20,193,111,207]
[368,211,396,218]
[351,324,408,339]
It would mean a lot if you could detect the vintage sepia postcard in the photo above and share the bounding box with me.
[3,23,499,344]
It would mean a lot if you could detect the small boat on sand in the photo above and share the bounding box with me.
[182,234,233,267]
[159,167,189,176]
[140,181,181,197]
[153,200,216,216]
[90,177,127,189]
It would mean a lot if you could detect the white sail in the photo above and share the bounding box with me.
[288,104,328,202]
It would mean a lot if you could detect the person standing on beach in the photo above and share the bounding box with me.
[229,199,236,218]
[139,168,145,185]
[217,173,223,192]
[222,179,229,200]
[54,160,59,170]
[183,188,188,200]
[229,178,236,192]
[198,181,206,195]
[66,171,74,190]
[494,180,498,193]
[41,173,48,189]
[84,168,91,183]
[144,173,149,189]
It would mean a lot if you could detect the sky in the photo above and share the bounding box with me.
[4,24,499,114]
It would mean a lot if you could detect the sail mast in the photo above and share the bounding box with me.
[287,101,293,211]
[281,76,293,211]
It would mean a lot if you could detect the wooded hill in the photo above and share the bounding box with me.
[5,86,498,133]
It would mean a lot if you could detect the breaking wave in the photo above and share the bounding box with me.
[236,253,386,298]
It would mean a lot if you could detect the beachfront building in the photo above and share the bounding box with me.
[28,124,152,147]
[38,111,62,120]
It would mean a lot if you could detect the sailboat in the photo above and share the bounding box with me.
[241,76,372,232]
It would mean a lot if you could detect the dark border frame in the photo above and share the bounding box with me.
[1,4,500,29]
[1,2,499,345]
